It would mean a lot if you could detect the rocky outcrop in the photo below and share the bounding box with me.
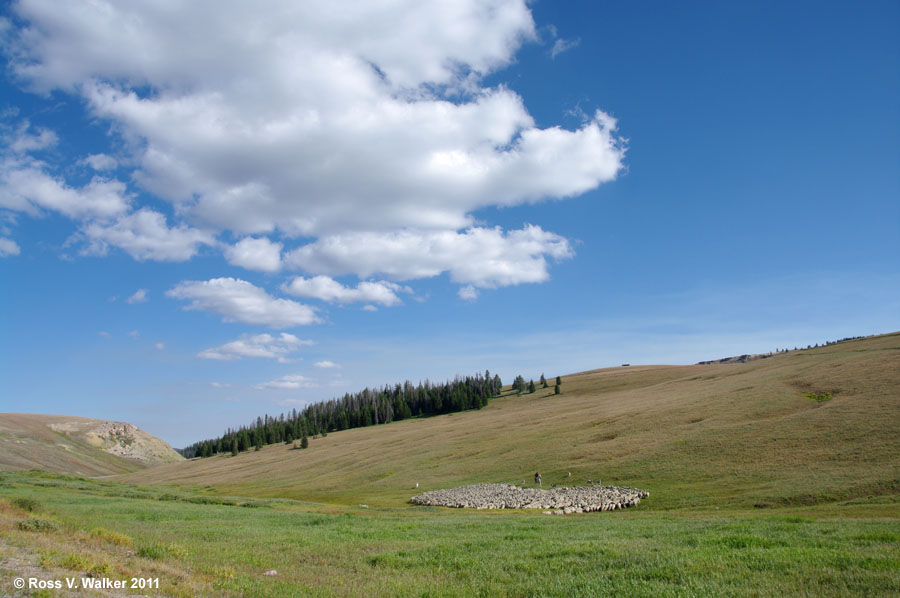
[47,418,182,465]
[0,413,183,475]
[411,483,648,514]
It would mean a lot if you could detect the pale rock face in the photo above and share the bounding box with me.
[47,418,182,464]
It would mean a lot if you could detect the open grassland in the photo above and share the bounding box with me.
[1,471,899,597]
[126,333,900,511]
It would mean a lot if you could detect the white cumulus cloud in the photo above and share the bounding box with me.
[225,236,283,272]
[81,209,216,261]
[285,225,573,289]
[314,360,338,369]
[5,0,624,293]
[82,153,118,171]
[197,332,313,361]
[458,285,479,301]
[1,157,131,221]
[167,277,320,328]
[282,276,409,306]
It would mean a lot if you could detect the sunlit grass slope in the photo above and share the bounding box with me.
[126,333,900,510]
[0,414,182,476]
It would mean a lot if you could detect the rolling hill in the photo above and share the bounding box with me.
[0,413,183,476]
[122,332,900,511]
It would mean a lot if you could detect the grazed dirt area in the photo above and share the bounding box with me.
[0,536,136,597]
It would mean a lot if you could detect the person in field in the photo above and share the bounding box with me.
[534,472,542,487]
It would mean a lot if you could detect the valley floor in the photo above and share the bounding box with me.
[1,471,898,597]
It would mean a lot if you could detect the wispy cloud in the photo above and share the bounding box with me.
[126,288,148,303]
[167,278,320,328]
[550,37,580,58]
[0,237,20,257]
[283,276,410,306]
[198,333,313,362]
[255,374,317,390]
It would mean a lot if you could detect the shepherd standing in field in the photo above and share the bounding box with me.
[534,472,542,487]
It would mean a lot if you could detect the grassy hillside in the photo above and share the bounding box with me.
[0,414,183,476]
[126,332,900,511]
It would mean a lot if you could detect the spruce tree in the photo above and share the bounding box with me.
[554,383,561,395]
[540,373,547,388]
[556,375,562,386]
[301,434,309,449]
[512,375,526,394]
[528,379,536,393]
[231,437,238,456]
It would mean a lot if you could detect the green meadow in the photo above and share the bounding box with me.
[2,471,899,597]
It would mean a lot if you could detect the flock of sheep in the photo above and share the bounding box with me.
[410,482,649,515]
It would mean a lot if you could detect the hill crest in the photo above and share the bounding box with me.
[0,413,183,476]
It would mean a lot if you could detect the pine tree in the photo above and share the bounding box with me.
[556,375,562,386]
[512,375,527,394]
[540,373,547,388]
[231,437,238,456]
[554,383,561,395]
[528,379,536,393]
[300,434,309,449]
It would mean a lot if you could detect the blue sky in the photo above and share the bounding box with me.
[1,0,897,448]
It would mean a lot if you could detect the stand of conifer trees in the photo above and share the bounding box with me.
[180,371,502,459]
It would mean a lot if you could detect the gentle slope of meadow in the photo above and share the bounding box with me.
[126,333,900,510]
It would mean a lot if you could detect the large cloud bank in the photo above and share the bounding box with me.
[2,0,624,301]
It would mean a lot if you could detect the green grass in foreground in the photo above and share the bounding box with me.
[1,471,899,597]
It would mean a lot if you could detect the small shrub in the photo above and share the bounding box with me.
[137,542,168,560]
[803,391,832,403]
[138,542,187,561]
[11,497,41,512]
[89,527,133,547]
[89,562,112,576]
[17,517,59,532]
[61,552,91,571]
[185,496,236,506]
[168,543,189,560]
